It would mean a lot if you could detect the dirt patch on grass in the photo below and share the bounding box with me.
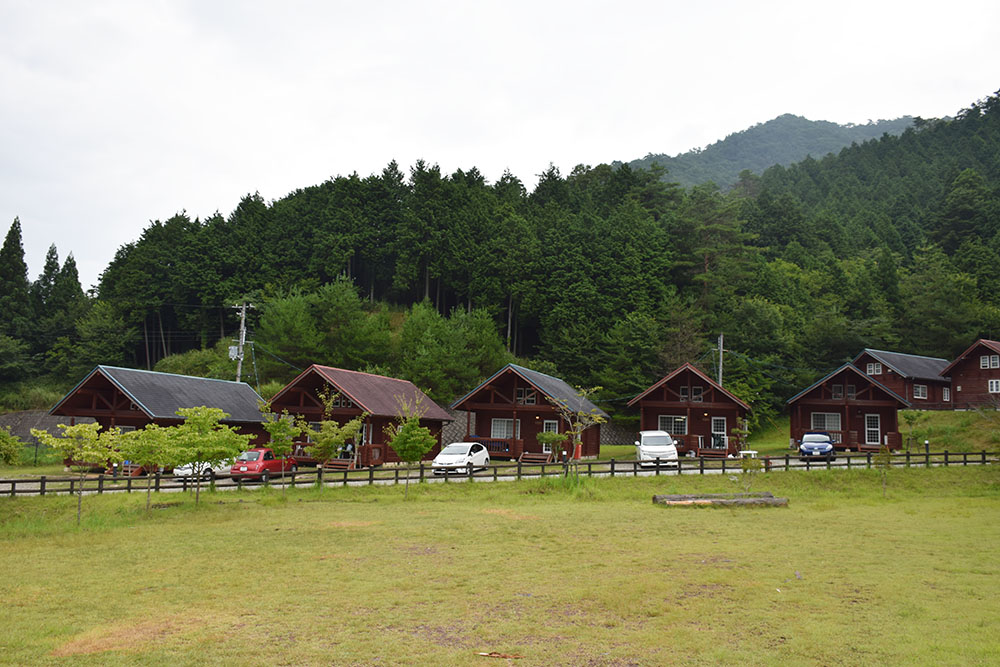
[483,508,541,520]
[326,520,377,528]
[51,616,197,656]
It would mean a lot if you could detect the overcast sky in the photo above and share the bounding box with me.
[2,0,998,290]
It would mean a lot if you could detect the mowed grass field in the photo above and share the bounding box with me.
[1,466,999,665]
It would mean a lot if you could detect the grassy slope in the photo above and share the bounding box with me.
[0,467,997,665]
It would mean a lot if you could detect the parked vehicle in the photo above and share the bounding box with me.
[798,432,836,461]
[230,448,297,482]
[635,430,679,467]
[173,459,234,478]
[431,442,490,474]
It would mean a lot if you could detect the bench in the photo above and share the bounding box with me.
[694,449,728,459]
[518,452,553,465]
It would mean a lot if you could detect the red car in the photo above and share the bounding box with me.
[230,448,297,482]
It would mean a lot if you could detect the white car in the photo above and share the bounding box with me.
[635,430,679,467]
[431,442,490,474]
[172,459,234,478]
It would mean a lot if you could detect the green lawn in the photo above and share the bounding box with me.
[1,466,998,665]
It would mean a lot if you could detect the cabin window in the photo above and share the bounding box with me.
[679,386,689,401]
[330,394,354,409]
[542,419,559,433]
[691,386,703,403]
[831,384,843,399]
[658,415,687,435]
[865,414,881,446]
[989,380,1000,394]
[810,412,841,432]
[304,421,321,444]
[515,387,537,405]
[913,384,927,400]
[847,385,856,399]
[943,387,951,402]
[866,362,882,375]
[118,426,136,433]
[491,418,521,440]
[981,355,1000,369]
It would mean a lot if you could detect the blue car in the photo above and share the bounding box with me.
[799,432,836,461]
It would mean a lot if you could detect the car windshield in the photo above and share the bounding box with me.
[440,444,471,455]
[237,451,261,462]
[802,434,830,444]
[642,435,673,446]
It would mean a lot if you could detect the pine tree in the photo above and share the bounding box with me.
[0,218,32,340]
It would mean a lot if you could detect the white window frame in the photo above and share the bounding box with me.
[913,384,927,400]
[490,418,521,440]
[542,419,559,433]
[679,386,689,401]
[810,412,842,432]
[658,415,687,435]
[831,384,843,399]
[515,387,536,405]
[847,385,856,399]
[867,362,882,375]
[691,386,703,403]
[943,387,951,402]
[865,414,881,446]
[710,417,727,450]
[989,379,1000,394]
[982,355,1000,369]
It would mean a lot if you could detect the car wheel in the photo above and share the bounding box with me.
[484,457,490,468]
[260,470,270,483]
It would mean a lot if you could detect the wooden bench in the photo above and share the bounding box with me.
[321,458,355,471]
[694,449,729,459]
[107,463,147,476]
[518,452,553,465]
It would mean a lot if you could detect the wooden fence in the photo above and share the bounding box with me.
[1,450,996,498]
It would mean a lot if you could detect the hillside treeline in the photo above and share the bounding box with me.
[1,92,998,426]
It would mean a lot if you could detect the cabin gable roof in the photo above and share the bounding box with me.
[626,362,750,411]
[786,363,910,407]
[853,349,950,381]
[940,339,1000,376]
[451,364,608,417]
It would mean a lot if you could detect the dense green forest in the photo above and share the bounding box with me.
[1,92,998,430]
[627,114,915,189]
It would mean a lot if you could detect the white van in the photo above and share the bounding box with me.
[635,430,679,467]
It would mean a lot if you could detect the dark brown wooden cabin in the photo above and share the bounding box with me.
[852,349,952,410]
[51,365,267,436]
[450,364,606,460]
[940,339,1000,409]
[627,363,750,457]
[267,365,452,467]
[49,366,268,468]
[787,364,909,451]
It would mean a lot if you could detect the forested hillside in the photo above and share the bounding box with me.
[627,114,914,188]
[1,92,998,429]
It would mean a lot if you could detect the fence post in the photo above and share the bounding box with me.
[983,450,988,465]
[846,453,851,469]
[343,470,348,487]
[905,451,910,468]
[676,457,682,476]
[98,474,105,494]
[699,457,704,475]
[517,460,522,481]
[610,458,616,477]
[721,458,727,474]
[926,450,931,468]
[394,467,400,485]
[40,476,46,496]
[419,463,425,483]
[866,452,872,469]
[492,463,498,482]
[317,466,324,485]
[290,467,296,489]
[784,453,789,471]
[368,467,375,486]
[155,472,161,492]
[587,461,593,477]
[8,479,14,497]
[655,458,660,476]
[963,452,968,466]
[944,450,949,467]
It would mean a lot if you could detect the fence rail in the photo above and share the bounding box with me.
[1,450,997,498]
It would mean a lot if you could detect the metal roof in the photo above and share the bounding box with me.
[451,363,608,417]
[51,366,265,422]
[305,366,452,421]
[940,339,1000,376]
[854,349,950,381]
[786,363,910,407]
[626,362,751,411]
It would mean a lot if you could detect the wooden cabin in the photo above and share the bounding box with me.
[939,339,1000,409]
[787,364,908,451]
[627,363,750,457]
[267,365,452,467]
[50,365,267,440]
[450,364,606,460]
[852,349,952,409]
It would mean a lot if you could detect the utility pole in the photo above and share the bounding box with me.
[717,333,724,386]
[232,303,249,383]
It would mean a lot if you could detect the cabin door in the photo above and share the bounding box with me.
[710,417,727,450]
[864,414,881,446]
